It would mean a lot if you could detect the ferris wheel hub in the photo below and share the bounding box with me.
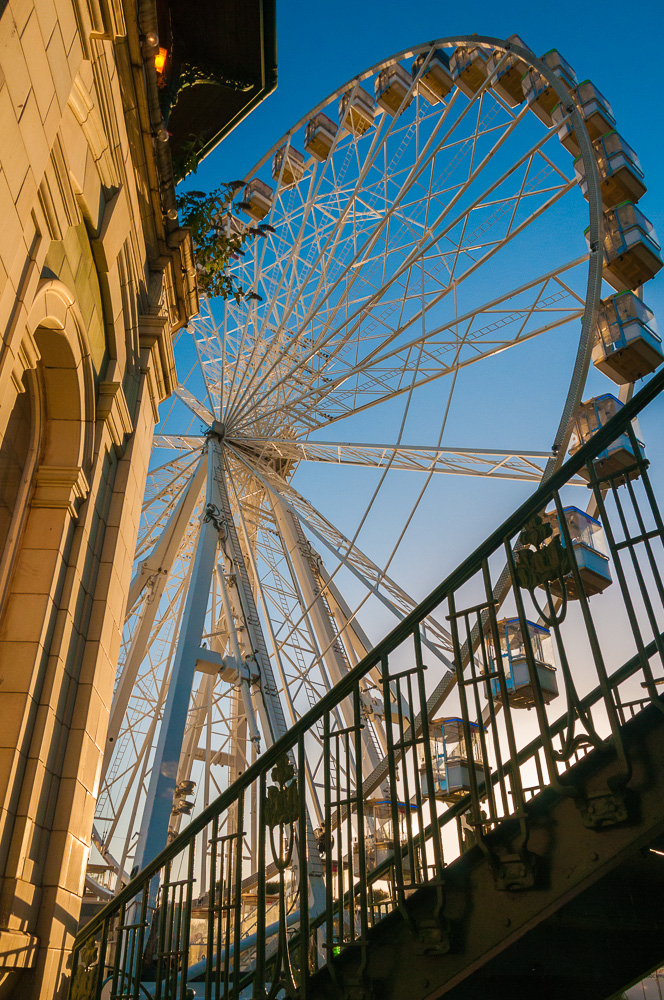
[208,419,226,440]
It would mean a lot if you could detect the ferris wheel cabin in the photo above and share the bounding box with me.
[522,49,577,126]
[339,86,375,136]
[593,292,663,385]
[362,799,417,878]
[574,132,646,210]
[217,212,244,238]
[449,44,489,98]
[552,80,616,158]
[420,718,485,802]
[569,394,645,483]
[375,63,413,116]
[594,203,664,293]
[241,178,274,221]
[490,619,558,709]
[411,49,454,104]
[542,507,612,599]
[272,145,305,187]
[304,113,338,161]
[486,34,531,107]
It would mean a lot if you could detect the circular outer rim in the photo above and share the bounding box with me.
[238,34,603,478]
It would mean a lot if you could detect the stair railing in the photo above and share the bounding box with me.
[69,366,664,999]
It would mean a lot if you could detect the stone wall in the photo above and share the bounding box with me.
[0,0,197,994]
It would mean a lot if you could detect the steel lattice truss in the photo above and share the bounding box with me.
[89,39,598,895]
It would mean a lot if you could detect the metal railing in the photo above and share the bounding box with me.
[69,367,664,999]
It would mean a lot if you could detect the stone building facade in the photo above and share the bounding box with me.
[0,0,199,992]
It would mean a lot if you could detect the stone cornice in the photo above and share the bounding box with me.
[32,466,90,517]
[97,380,133,450]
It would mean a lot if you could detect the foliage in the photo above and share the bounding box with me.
[176,181,275,301]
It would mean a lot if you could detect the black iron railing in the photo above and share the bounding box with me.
[70,367,664,999]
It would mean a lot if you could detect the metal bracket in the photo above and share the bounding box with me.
[341,979,372,1000]
[578,791,628,829]
[413,916,450,956]
[492,852,537,892]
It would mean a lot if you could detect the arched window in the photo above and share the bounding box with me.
[0,371,41,607]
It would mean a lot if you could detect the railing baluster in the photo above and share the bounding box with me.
[205,817,217,1000]
[255,771,267,996]
[381,653,405,908]
[353,681,369,948]
[297,732,309,997]
[466,610,497,824]
[413,627,444,878]
[154,868,168,1000]
[232,794,244,998]
[323,711,334,968]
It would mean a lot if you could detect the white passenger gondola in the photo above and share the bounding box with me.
[375,63,413,116]
[411,48,454,103]
[569,394,645,483]
[593,292,663,385]
[420,718,485,802]
[522,49,577,126]
[552,80,615,157]
[241,178,273,221]
[361,799,416,877]
[449,44,489,98]
[542,507,612,599]
[339,86,375,136]
[217,212,244,238]
[490,619,557,709]
[272,145,305,187]
[304,113,337,161]
[592,203,663,293]
[486,34,531,107]
[574,132,646,210]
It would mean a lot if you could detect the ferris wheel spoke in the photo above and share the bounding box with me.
[225,464,352,818]
[235,250,585,436]
[231,98,538,425]
[153,434,206,452]
[232,140,575,435]
[229,444,453,656]
[236,437,562,482]
[225,68,502,424]
[290,287,583,429]
[173,385,215,425]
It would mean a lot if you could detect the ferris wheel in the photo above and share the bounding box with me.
[88,35,661,900]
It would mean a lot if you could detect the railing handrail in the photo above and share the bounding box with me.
[75,364,664,946]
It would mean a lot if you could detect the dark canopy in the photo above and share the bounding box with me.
[156,0,277,175]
